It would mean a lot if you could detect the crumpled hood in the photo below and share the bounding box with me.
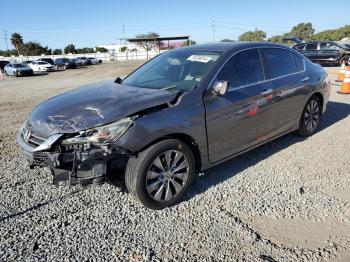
[29,81,178,135]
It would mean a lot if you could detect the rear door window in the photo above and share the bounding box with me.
[291,52,305,72]
[305,43,318,51]
[260,48,296,79]
[218,48,264,88]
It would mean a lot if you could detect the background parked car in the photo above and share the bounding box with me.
[293,41,350,65]
[75,57,88,66]
[71,58,83,68]
[4,63,34,77]
[37,58,55,65]
[0,60,10,72]
[87,57,99,65]
[54,58,76,70]
[29,61,55,72]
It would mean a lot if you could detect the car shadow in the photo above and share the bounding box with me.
[183,101,350,202]
[33,72,50,76]
[0,189,82,222]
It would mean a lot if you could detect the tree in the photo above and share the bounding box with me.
[64,44,76,54]
[95,47,108,53]
[312,25,350,41]
[220,39,235,42]
[239,29,266,42]
[135,32,160,51]
[287,22,315,41]
[0,49,18,57]
[53,49,62,55]
[119,46,128,52]
[75,47,94,54]
[10,33,24,55]
[22,42,50,56]
[181,39,197,47]
[267,35,285,43]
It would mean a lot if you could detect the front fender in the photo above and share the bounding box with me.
[114,89,209,169]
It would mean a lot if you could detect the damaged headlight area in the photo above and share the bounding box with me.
[17,117,135,186]
[61,117,134,145]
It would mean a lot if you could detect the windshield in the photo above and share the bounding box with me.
[122,50,221,92]
[13,64,27,68]
[37,61,48,65]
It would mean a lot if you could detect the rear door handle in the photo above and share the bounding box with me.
[301,76,310,82]
[260,88,273,95]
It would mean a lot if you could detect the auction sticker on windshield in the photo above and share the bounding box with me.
[187,55,212,63]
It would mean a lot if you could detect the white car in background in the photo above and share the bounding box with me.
[29,61,55,72]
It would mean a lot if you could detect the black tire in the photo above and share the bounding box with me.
[340,56,349,66]
[295,96,321,137]
[125,139,195,210]
[14,71,18,77]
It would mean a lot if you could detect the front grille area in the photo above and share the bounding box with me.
[22,121,49,148]
[32,151,49,166]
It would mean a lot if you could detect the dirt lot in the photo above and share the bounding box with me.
[0,63,349,261]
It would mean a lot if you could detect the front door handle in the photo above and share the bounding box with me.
[301,76,310,82]
[260,88,273,95]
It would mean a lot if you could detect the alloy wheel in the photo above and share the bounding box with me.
[146,150,189,202]
[304,99,320,133]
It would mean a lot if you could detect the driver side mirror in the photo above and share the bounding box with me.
[212,80,229,96]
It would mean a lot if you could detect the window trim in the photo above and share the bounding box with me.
[209,46,307,93]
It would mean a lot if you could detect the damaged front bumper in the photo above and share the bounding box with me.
[17,128,130,186]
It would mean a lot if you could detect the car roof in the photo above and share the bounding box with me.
[174,42,290,53]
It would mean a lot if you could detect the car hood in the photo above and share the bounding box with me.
[28,80,178,135]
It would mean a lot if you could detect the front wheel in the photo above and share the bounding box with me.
[340,56,349,66]
[295,96,321,136]
[125,139,195,209]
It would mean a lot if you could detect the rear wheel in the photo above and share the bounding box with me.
[125,139,195,209]
[295,96,321,136]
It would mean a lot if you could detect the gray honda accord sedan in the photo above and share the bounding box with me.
[17,42,330,209]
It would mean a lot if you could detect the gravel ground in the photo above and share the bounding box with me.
[0,63,349,261]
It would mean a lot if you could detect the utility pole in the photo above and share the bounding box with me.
[211,21,216,42]
[122,24,125,46]
[3,29,9,51]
